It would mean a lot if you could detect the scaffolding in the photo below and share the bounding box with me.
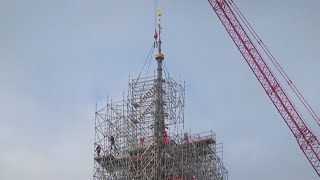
[93,2,227,178]
[93,72,228,179]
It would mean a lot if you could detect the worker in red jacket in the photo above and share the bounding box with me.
[162,130,167,143]
[140,136,145,146]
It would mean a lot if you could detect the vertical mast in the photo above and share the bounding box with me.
[154,6,165,179]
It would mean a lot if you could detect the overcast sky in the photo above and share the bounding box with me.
[1,0,320,179]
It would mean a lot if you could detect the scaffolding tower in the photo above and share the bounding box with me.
[93,2,227,179]
[93,59,228,179]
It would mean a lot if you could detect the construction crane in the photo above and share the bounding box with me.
[208,0,320,177]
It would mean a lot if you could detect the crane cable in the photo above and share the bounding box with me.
[133,0,161,87]
[230,0,320,128]
[227,0,320,127]
[133,44,155,87]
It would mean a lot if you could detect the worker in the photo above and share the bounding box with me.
[110,136,116,150]
[154,31,158,40]
[154,30,158,48]
[162,130,167,143]
[96,145,102,156]
[184,132,189,143]
[140,136,145,146]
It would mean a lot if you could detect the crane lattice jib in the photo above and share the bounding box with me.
[208,0,320,176]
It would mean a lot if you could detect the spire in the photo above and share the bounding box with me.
[154,1,165,178]
[155,7,164,61]
[154,3,165,136]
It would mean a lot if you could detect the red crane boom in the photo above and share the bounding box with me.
[208,0,320,176]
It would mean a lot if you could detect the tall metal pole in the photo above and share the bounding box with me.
[154,7,165,179]
[154,53,164,179]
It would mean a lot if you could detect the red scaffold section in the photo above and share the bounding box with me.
[208,0,320,176]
